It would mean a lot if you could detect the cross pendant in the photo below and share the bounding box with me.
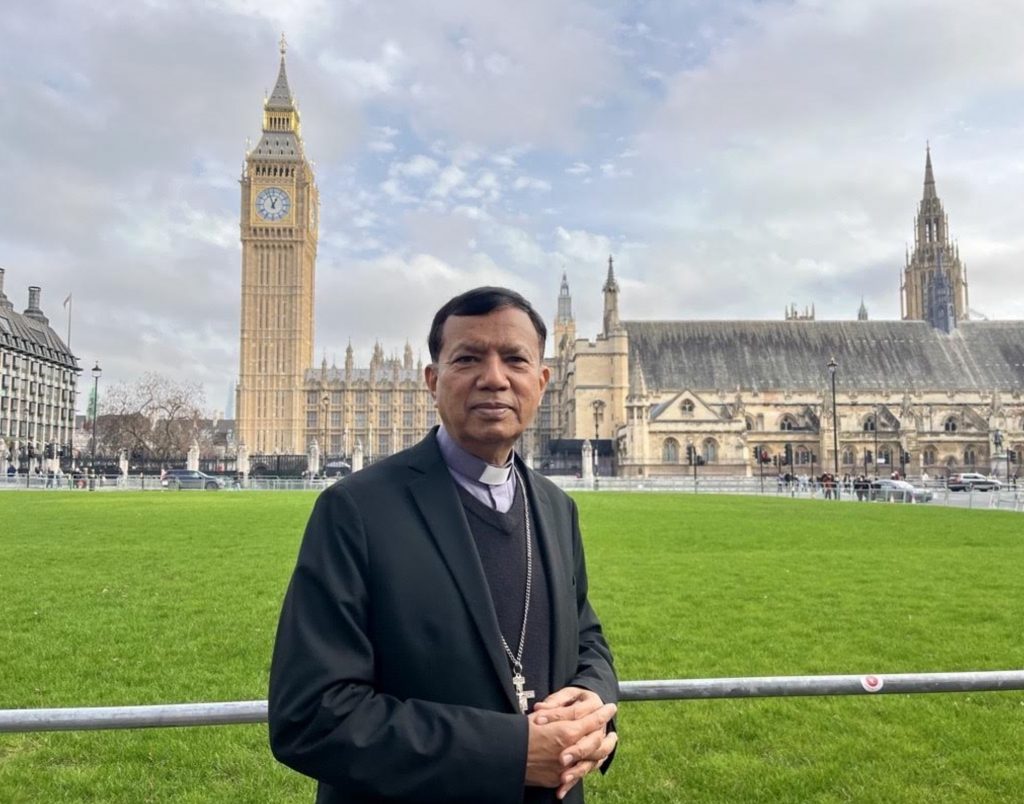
[512,672,535,714]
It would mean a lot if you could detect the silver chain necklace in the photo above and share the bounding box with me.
[500,467,534,714]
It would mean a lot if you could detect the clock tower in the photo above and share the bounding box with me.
[237,36,319,454]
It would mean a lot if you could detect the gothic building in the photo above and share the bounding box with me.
[543,150,1024,479]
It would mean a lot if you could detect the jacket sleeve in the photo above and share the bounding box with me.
[268,486,528,803]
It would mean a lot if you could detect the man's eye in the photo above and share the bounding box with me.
[452,355,477,364]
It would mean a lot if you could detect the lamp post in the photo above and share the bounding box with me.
[591,400,605,477]
[89,362,102,470]
[321,394,330,477]
[872,405,880,479]
[993,429,1003,478]
[827,357,840,500]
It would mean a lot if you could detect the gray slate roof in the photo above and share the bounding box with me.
[0,297,78,369]
[624,320,1024,393]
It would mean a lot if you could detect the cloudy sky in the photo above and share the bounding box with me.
[4,0,1024,415]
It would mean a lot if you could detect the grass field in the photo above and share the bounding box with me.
[1,491,1022,803]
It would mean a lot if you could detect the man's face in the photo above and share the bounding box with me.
[425,306,549,465]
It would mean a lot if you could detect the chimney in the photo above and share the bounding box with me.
[24,285,49,324]
[0,269,11,311]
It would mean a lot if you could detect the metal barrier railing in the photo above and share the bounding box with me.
[3,670,1023,733]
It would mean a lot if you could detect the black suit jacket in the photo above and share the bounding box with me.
[268,430,617,804]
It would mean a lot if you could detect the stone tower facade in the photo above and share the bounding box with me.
[901,146,968,331]
[236,38,319,454]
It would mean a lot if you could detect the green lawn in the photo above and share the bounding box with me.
[1,492,1022,802]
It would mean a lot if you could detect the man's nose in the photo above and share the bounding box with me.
[476,354,510,388]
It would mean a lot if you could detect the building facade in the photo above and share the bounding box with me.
[0,269,79,471]
[544,151,1024,479]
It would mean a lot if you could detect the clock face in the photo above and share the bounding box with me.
[255,187,291,221]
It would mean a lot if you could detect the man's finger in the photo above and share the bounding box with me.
[535,686,588,709]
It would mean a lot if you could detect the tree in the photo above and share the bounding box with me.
[99,373,206,463]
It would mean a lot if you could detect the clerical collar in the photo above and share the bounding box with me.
[437,425,514,486]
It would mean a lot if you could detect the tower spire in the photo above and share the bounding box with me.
[923,142,936,199]
[602,254,621,336]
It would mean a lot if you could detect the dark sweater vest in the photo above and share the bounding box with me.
[457,483,559,804]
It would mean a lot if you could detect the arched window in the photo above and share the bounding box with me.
[842,447,855,466]
[779,416,796,431]
[944,417,958,433]
[879,447,892,467]
[963,447,976,467]
[663,438,680,463]
[795,447,811,465]
[745,416,754,431]
[681,399,695,415]
[863,415,876,432]
[922,447,937,466]
[702,438,717,464]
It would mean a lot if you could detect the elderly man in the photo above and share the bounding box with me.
[269,287,618,803]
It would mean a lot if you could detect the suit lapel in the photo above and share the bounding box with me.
[407,438,519,711]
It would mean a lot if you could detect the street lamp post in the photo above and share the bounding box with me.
[591,400,605,477]
[993,429,1003,478]
[827,357,840,500]
[873,405,880,479]
[90,362,102,470]
[321,394,330,477]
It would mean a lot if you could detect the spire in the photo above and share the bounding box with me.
[857,297,869,321]
[602,255,619,293]
[267,34,295,111]
[923,143,936,200]
[556,271,573,324]
[602,254,621,335]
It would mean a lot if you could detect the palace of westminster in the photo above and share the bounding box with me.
[3,45,1022,477]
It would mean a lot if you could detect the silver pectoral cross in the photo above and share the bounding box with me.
[512,672,535,714]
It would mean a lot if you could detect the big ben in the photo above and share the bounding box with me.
[237,37,319,454]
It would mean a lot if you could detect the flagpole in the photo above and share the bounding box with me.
[64,294,73,349]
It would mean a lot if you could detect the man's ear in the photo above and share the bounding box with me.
[424,363,439,398]
[538,365,551,395]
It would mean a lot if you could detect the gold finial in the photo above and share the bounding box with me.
[279,32,287,56]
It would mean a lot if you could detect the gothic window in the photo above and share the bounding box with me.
[681,399,695,415]
[306,411,317,428]
[879,447,892,467]
[355,391,367,407]
[379,392,391,406]
[745,416,754,431]
[331,411,342,427]
[863,415,876,432]
[331,392,343,405]
[795,447,811,465]
[922,447,937,466]
[963,447,976,467]
[378,434,389,456]
[404,392,415,407]
[944,417,958,433]
[307,391,318,406]
[702,439,717,464]
[403,411,414,427]
[355,411,366,428]
[663,438,680,463]
[779,416,797,431]
[379,410,390,427]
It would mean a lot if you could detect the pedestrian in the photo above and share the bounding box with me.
[269,287,618,803]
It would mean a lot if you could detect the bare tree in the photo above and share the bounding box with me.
[98,373,206,462]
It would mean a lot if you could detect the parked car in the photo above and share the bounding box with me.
[160,469,224,490]
[946,472,1002,492]
[869,478,933,503]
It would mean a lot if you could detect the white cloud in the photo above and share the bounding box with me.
[565,162,591,175]
[513,176,551,192]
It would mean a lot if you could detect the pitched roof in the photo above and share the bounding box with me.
[624,320,1024,393]
[0,301,78,369]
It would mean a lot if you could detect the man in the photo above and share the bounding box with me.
[269,287,618,803]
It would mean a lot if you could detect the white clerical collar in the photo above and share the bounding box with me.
[437,425,514,486]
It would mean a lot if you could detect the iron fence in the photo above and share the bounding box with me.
[1,670,1022,734]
